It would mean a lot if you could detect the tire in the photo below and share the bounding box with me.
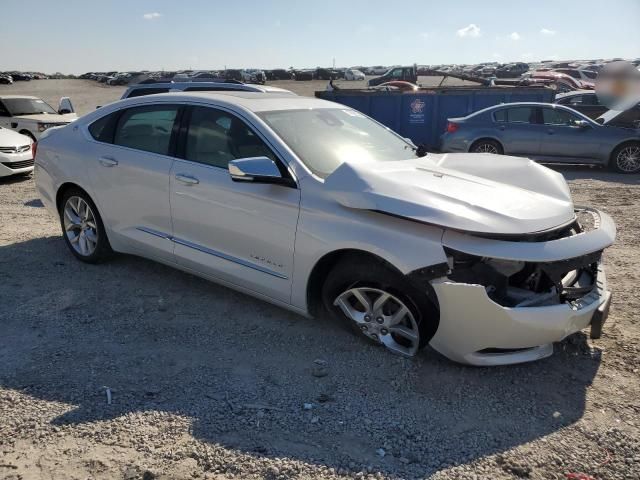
[59,188,113,263]
[321,256,438,357]
[610,142,640,174]
[470,139,503,154]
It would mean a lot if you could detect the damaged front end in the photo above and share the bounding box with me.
[425,208,615,366]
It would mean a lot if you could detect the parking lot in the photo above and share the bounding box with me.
[1,80,639,480]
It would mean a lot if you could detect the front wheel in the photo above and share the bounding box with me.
[59,189,113,263]
[322,258,438,357]
[610,142,640,173]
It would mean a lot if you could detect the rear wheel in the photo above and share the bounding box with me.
[59,189,113,263]
[322,257,437,357]
[470,139,503,154]
[610,142,640,173]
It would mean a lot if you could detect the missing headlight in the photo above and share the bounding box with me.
[445,247,601,307]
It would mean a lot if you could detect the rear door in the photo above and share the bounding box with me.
[169,105,300,303]
[86,103,181,262]
[539,107,603,160]
[493,106,544,155]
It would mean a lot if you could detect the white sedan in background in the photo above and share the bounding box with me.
[35,92,614,366]
[344,69,366,81]
[0,127,33,177]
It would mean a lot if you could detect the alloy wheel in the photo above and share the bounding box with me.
[474,143,499,154]
[63,196,98,256]
[616,146,640,173]
[334,287,420,357]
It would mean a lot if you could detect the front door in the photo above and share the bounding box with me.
[170,106,300,303]
[539,108,603,161]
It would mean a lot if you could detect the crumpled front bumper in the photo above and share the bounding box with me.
[429,264,609,366]
[428,208,615,366]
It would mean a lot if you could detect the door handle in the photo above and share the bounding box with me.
[175,174,199,185]
[547,129,555,135]
[499,125,506,131]
[98,156,118,167]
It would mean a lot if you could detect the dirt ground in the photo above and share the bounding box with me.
[0,80,639,480]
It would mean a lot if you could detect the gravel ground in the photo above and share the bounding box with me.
[0,81,639,480]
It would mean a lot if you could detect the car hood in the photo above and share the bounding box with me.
[0,127,32,146]
[323,153,575,235]
[12,113,77,123]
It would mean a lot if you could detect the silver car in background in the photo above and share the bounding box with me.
[35,92,614,366]
[440,102,640,173]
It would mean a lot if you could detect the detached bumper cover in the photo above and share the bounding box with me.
[429,208,615,366]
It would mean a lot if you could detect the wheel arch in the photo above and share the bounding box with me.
[56,182,94,213]
[19,129,36,141]
[306,249,406,317]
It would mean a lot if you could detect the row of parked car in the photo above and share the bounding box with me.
[77,67,373,86]
[0,72,51,84]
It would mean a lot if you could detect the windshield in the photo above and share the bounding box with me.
[258,108,416,178]
[4,98,57,116]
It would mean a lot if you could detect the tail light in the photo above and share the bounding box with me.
[446,122,459,133]
[31,141,37,159]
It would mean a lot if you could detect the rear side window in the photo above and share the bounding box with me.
[505,107,536,124]
[125,87,170,98]
[113,105,179,155]
[493,109,507,122]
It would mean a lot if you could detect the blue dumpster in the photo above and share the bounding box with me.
[316,87,555,150]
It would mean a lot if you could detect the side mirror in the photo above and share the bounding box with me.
[595,117,605,125]
[58,97,74,115]
[574,119,591,129]
[229,157,295,187]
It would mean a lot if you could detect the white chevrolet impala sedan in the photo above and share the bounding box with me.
[35,92,615,366]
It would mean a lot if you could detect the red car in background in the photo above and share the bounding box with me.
[525,71,594,91]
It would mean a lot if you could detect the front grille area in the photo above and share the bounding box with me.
[0,145,30,154]
[2,158,34,169]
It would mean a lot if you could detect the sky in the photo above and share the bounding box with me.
[1,0,639,74]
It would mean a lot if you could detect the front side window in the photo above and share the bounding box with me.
[258,108,415,178]
[542,108,582,126]
[185,107,276,169]
[113,105,179,155]
[391,69,403,78]
[505,107,536,124]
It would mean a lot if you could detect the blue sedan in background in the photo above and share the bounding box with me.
[440,102,640,173]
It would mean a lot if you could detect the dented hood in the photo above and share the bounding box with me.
[323,153,575,235]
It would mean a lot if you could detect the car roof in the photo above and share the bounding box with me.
[124,91,338,113]
[463,102,590,119]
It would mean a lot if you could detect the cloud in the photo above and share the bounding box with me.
[356,24,374,35]
[142,12,162,20]
[509,32,521,41]
[457,24,481,38]
[540,28,556,36]
[492,52,502,59]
